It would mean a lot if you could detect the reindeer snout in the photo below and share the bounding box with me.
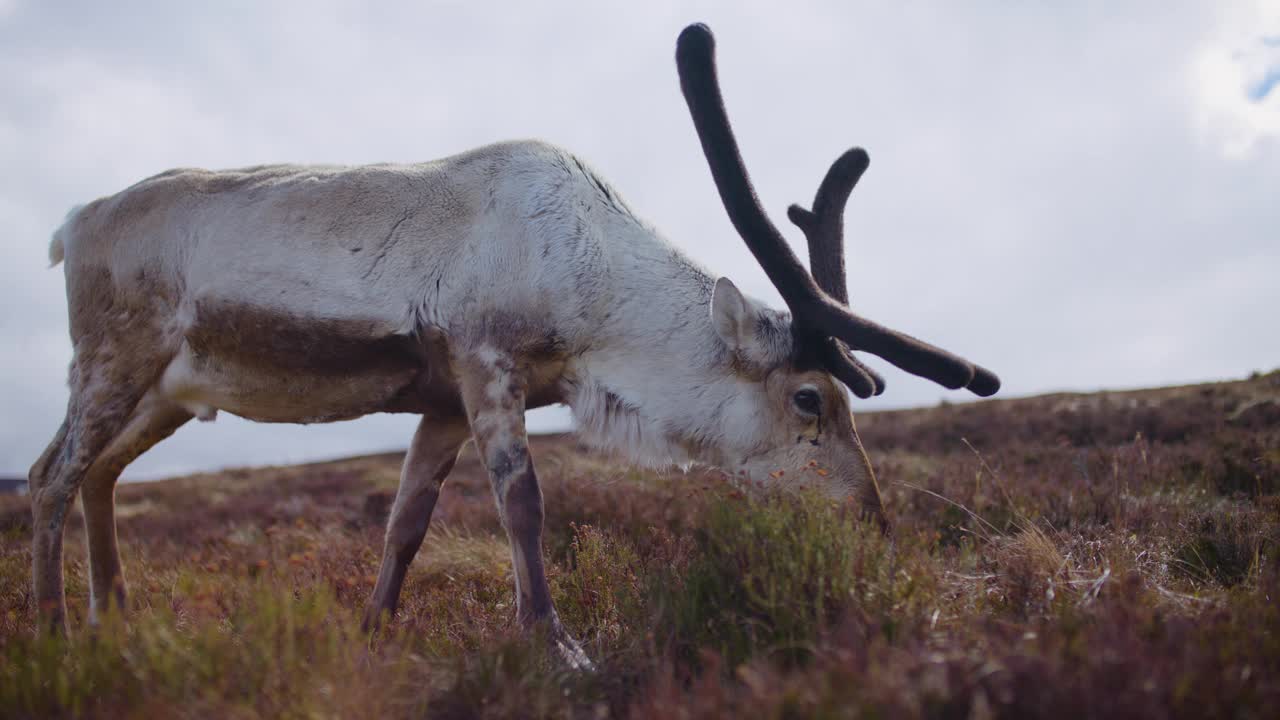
[849,445,890,535]
[857,484,890,535]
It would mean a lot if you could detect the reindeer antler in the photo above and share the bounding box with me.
[676,23,1000,397]
[786,148,866,307]
[786,149,886,398]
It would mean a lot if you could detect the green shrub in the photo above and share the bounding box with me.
[655,489,897,667]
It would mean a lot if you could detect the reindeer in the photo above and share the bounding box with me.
[29,24,998,666]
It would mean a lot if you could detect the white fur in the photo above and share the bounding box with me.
[51,139,790,471]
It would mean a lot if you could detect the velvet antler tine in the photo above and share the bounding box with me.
[811,302,977,389]
[846,347,887,395]
[788,150,882,395]
[967,364,1001,397]
[822,343,874,398]
[821,341,885,398]
[787,148,869,305]
[675,24,826,311]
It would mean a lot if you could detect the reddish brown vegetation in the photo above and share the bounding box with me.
[1,372,1277,718]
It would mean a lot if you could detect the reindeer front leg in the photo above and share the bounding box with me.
[456,348,593,670]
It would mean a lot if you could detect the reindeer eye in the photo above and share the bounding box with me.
[792,388,821,416]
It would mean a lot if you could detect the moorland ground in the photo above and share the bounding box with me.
[2,372,1278,718]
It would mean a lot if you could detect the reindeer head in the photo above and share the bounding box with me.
[677,24,1000,527]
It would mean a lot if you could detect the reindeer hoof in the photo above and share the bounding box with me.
[551,628,596,672]
[361,605,392,634]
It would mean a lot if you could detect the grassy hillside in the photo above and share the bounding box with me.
[2,372,1277,718]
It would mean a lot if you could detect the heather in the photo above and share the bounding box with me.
[2,372,1277,718]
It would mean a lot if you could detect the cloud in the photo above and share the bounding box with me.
[1,1,1277,479]
[1190,0,1280,155]
[1250,69,1280,101]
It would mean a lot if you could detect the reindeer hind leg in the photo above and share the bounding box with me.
[364,413,470,631]
[30,386,151,634]
[79,389,192,622]
[31,327,176,634]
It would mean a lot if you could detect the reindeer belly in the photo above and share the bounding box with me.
[160,298,430,423]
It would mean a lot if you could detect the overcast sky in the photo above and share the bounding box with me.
[1,1,1277,480]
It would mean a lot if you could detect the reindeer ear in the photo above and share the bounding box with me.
[710,277,752,350]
